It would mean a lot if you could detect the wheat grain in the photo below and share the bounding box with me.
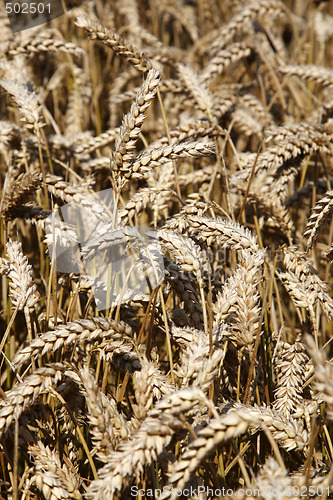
[73,127,119,155]
[132,355,175,421]
[164,258,203,329]
[64,65,92,137]
[159,409,261,500]
[178,64,214,117]
[177,331,224,392]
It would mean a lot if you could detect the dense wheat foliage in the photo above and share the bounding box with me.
[1,0,333,498]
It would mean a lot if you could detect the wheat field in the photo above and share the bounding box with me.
[1,0,333,498]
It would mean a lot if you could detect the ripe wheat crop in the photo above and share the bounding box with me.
[1,0,333,498]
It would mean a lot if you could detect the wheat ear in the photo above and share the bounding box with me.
[112,68,160,175]
[5,238,39,311]
[213,249,265,349]
[273,341,309,415]
[160,403,307,499]
[75,16,152,73]
[305,335,333,407]
[78,367,129,459]
[279,64,333,88]
[114,141,215,179]
[304,190,333,249]
[0,171,41,220]
[186,214,260,253]
[28,441,81,500]
[0,365,65,439]
[13,317,133,370]
[86,387,212,498]
[0,79,44,134]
